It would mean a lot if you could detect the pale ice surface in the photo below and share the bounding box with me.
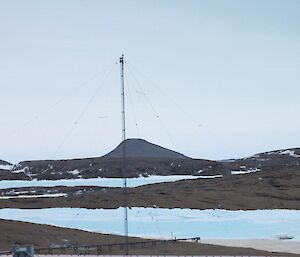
[0,175,200,190]
[0,208,299,240]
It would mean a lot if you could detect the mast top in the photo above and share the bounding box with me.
[119,54,124,64]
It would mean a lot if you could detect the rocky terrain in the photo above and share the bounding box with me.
[1,139,300,255]
[1,138,299,181]
[0,139,216,180]
[1,139,300,223]
[1,140,300,210]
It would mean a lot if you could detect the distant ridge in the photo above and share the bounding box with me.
[0,160,11,165]
[0,160,13,172]
[103,138,188,159]
[1,140,300,180]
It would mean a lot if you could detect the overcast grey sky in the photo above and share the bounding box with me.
[0,0,299,163]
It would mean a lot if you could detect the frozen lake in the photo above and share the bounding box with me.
[0,208,299,240]
[0,175,203,190]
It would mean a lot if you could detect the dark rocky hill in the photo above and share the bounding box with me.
[1,140,299,180]
[9,157,216,180]
[104,138,188,159]
[2,138,216,180]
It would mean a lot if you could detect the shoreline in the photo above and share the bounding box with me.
[1,219,295,256]
[201,238,300,255]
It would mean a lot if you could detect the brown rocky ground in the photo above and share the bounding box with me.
[1,168,299,210]
[0,219,296,256]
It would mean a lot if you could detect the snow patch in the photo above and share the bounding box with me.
[279,150,300,158]
[11,167,28,173]
[0,164,13,171]
[198,175,223,179]
[266,149,300,158]
[231,168,261,175]
[67,169,80,175]
[0,193,67,199]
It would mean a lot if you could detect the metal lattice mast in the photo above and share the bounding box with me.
[119,54,128,255]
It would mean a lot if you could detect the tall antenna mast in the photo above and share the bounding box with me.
[119,54,129,255]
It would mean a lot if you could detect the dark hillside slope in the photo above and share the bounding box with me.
[3,142,300,181]
[224,148,300,172]
[104,138,188,159]
[12,157,217,180]
[9,138,218,180]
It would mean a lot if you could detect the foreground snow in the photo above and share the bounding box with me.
[0,208,299,241]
